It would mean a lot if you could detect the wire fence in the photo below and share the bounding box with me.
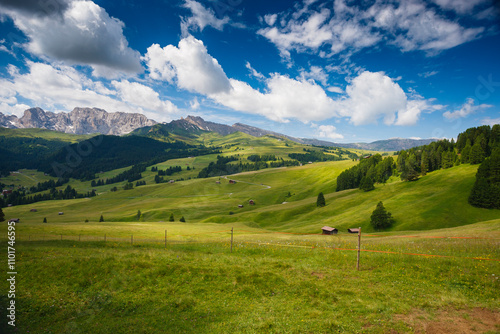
[7,229,500,262]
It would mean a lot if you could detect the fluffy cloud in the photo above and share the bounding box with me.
[211,75,338,122]
[443,98,493,119]
[340,71,406,125]
[0,61,177,121]
[299,66,329,86]
[481,117,500,126]
[112,80,178,114]
[144,36,439,126]
[317,125,344,140]
[0,0,142,78]
[431,0,489,14]
[258,0,486,58]
[144,36,232,95]
[181,0,232,34]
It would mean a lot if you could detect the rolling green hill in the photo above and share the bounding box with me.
[3,160,499,234]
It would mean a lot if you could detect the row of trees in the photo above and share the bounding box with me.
[91,164,146,187]
[288,150,344,163]
[197,155,298,178]
[336,154,395,192]
[0,185,97,208]
[469,148,500,209]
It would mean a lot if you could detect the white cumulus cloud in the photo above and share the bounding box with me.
[0,0,142,78]
[258,0,486,58]
[181,0,230,33]
[317,124,344,140]
[144,36,232,95]
[443,98,493,119]
[0,61,177,121]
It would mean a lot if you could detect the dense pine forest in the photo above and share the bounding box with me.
[336,125,500,209]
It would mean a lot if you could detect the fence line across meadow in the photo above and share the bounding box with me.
[5,230,499,263]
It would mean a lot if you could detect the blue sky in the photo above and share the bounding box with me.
[0,0,499,143]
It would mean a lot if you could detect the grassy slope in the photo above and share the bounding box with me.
[1,220,498,334]
[0,127,93,142]
[4,161,500,236]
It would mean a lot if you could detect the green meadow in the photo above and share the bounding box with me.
[1,221,499,333]
[1,136,500,333]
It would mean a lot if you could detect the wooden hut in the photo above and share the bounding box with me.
[229,180,236,184]
[347,228,360,234]
[321,226,338,235]
[58,212,64,215]
[8,218,20,223]
[30,209,37,212]
[249,200,255,205]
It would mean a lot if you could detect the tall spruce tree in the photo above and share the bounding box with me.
[470,140,486,164]
[370,201,395,230]
[316,192,326,207]
[0,207,4,222]
[469,148,500,209]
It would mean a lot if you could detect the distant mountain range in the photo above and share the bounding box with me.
[0,107,156,136]
[0,107,438,151]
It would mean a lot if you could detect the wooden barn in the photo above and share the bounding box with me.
[30,209,37,212]
[58,212,64,215]
[321,226,338,235]
[229,180,236,184]
[238,205,244,208]
[249,200,255,205]
[347,228,360,234]
[8,218,20,223]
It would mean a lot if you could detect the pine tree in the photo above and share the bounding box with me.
[421,150,429,176]
[169,213,175,222]
[136,210,141,220]
[99,215,104,222]
[180,216,186,222]
[470,140,486,164]
[461,139,472,163]
[43,217,47,223]
[370,201,395,230]
[316,192,326,207]
[0,207,5,222]
[359,176,375,192]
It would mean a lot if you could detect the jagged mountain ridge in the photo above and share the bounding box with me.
[0,107,156,135]
[1,107,438,151]
[135,116,438,151]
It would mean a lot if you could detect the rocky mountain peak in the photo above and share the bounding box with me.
[0,107,157,135]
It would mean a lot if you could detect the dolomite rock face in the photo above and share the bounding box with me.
[0,107,157,135]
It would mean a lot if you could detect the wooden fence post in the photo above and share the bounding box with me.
[131,234,133,246]
[165,230,167,248]
[231,227,233,253]
[357,227,361,271]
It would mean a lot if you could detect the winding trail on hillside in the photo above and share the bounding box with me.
[221,175,272,189]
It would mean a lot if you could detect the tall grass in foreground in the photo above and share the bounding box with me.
[1,229,498,333]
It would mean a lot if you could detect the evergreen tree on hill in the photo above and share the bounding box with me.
[470,139,486,164]
[469,148,500,209]
[360,176,375,192]
[316,192,326,207]
[370,201,395,230]
[0,207,4,222]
